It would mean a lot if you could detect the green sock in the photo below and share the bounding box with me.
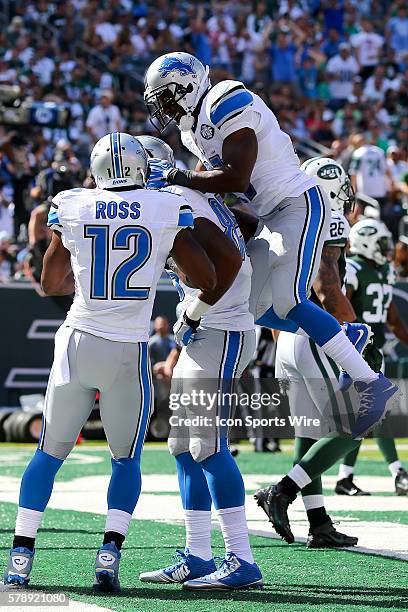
[376,437,399,465]
[342,441,362,468]
[299,436,361,482]
[293,437,323,496]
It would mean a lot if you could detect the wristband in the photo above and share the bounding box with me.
[166,168,193,188]
[186,297,211,321]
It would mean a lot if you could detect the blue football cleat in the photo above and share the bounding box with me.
[182,553,263,591]
[339,322,373,391]
[94,542,121,593]
[352,373,399,438]
[139,548,216,584]
[3,547,35,587]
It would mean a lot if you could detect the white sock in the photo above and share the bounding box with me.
[302,494,324,511]
[287,464,312,489]
[15,507,43,539]
[338,464,354,480]
[321,330,377,381]
[105,509,132,537]
[216,506,254,564]
[388,460,403,477]
[184,510,212,561]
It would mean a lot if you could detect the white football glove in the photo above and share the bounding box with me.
[173,312,201,347]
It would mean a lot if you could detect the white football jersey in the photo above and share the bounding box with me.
[349,145,388,198]
[47,187,193,342]
[163,185,254,332]
[180,80,316,216]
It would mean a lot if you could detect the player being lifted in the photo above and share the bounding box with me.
[143,52,398,438]
[137,136,263,590]
[3,134,231,593]
[334,219,408,497]
[253,157,366,545]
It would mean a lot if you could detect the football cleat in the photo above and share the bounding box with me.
[352,373,399,438]
[307,520,358,548]
[339,322,373,391]
[3,547,34,587]
[395,468,408,496]
[182,553,263,590]
[335,475,370,496]
[94,542,121,593]
[139,548,216,584]
[254,483,295,544]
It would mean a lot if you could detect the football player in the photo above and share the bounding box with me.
[253,158,364,546]
[137,136,263,591]
[3,134,229,592]
[335,219,408,497]
[144,52,398,438]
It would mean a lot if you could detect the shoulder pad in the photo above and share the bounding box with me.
[206,80,253,130]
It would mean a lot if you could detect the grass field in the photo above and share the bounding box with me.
[0,442,407,612]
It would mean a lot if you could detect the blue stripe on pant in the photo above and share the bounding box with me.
[200,331,246,510]
[108,342,152,514]
[294,185,325,304]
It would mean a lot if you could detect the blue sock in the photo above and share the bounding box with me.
[19,449,63,512]
[288,300,342,346]
[200,439,245,510]
[175,452,212,511]
[256,305,299,333]
[108,457,141,514]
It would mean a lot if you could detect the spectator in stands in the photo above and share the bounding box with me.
[269,31,297,84]
[351,19,384,80]
[86,90,123,144]
[149,316,177,380]
[326,42,359,109]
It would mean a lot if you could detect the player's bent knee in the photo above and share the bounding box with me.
[189,439,216,463]
[273,296,298,320]
[168,437,189,457]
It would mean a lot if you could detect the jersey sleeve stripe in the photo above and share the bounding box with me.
[51,202,59,210]
[178,210,194,228]
[211,84,245,108]
[180,204,192,211]
[47,211,60,227]
[210,90,253,128]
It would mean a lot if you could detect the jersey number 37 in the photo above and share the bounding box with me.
[84,225,151,300]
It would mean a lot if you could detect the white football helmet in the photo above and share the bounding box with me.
[144,52,210,132]
[90,133,148,189]
[349,219,393,265]
[301,157,354,214]
[137,135,175,166]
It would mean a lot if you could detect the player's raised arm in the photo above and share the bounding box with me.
[167,128,258,194]
[41,231,74,296]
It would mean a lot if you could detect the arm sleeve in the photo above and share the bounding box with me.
[47,194,63,232]
[177,202,194,229]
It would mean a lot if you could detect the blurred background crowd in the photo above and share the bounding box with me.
[0,0,407,285]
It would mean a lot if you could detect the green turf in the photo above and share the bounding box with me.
[0,502,407,612]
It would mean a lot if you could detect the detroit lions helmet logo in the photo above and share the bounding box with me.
[158,56,197,79]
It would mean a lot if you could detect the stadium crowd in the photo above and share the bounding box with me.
[0,0,407,282]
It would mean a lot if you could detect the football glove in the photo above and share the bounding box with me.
[173,311,200,347]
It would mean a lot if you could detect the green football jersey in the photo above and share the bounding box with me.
[346,254,395,348]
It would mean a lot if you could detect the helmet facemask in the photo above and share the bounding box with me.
[374,235,393,265]
[145,82,193,132]
[334,176,355,214]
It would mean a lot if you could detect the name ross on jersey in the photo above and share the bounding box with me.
[96,200,141,220]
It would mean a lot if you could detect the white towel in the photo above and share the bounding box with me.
[53,325,74,386]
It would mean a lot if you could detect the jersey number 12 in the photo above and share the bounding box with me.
[84,224,152,300]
